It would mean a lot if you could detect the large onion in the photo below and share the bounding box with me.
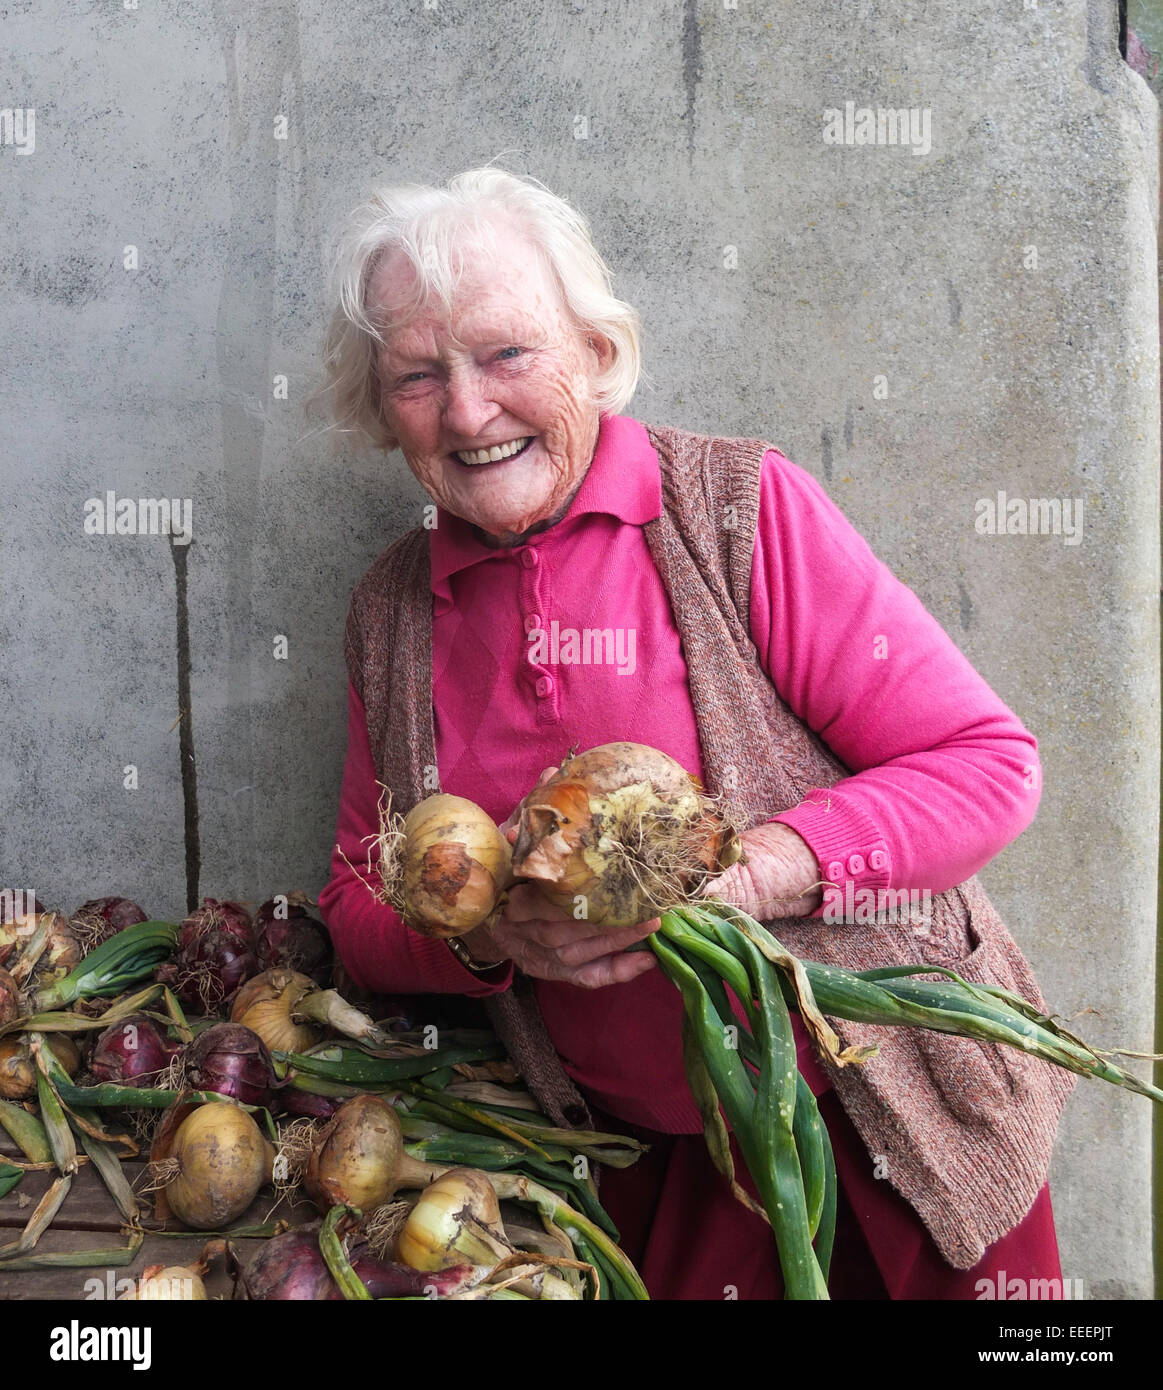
[380,794,513,939]
[230,968,389,1054]
[166,899,259,1011]
[511,741,740,927]
[304,1094,440,1215]
[185,1023,276,1108]
[160,1102,274,1230]
[395,1167,510,1272]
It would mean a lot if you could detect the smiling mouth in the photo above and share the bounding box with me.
[452,436,534,466]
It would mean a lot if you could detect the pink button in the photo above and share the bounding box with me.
[520,549,538,569]
[524,614,542,634]
[535,675,554,698]
[847,854,865,875]
[869,850,887,871]
[826,861,845,882]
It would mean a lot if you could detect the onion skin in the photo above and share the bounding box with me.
[185,1023,276,1108]
[396,1167,508,1272]
[304,1094,406,1215]
[398,795,513,939]
[91,1016,180,1086]
[230,969,322,1054]
[164,1102,274,1230]
[0,912,81,990]
[0,967,19,1027]
[512,741,740,928]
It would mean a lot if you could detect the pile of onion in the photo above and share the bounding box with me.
[511,741,741,927]
[163,899,258,1011]
[151,1101,273,1230]
[376,793,513,939]
[254,894,331,985]
[71,896,148,951]
[91,1016,181,1086]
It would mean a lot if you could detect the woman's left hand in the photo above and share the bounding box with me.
[700,821,824,919]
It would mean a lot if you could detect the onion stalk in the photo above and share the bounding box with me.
[30,920,178,1012]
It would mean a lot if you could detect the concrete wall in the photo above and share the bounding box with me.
[1,1,1157,1296]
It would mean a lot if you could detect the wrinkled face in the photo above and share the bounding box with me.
[369,230,610,542]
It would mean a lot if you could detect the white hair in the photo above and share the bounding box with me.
[306,166,642,453]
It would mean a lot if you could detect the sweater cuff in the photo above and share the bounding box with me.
[770,789,892,921]
[409,933,515,997]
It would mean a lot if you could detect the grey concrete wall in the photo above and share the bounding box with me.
[1,1,1157,1296]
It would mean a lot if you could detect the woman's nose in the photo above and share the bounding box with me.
[443,367,499,439]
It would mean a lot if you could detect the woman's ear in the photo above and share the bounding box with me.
[585,330,615,372]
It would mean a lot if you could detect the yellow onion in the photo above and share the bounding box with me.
[304,1094,440,1215]
[230,970,322,1053]
[0,1033,80,1100]
[230,968,389,1053]
[389,794,513,939]
[161,1102,274,1230]
[120,1264,207,1300]
[396,1168,510,1272]
[511,741,741,927]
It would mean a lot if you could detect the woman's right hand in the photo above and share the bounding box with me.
[460,882,658,989]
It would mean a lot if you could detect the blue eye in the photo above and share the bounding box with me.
[497,346,523,360]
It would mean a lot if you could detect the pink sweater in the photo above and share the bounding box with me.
[319,414,1040,1131]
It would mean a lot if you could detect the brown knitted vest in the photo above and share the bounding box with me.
[343,422,1075,1269]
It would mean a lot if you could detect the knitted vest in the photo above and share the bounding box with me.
[343,422,1075,1270]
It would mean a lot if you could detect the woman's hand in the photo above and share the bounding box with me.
[461,882,658,989]
[701,821,824,919]
[458,764,658,987]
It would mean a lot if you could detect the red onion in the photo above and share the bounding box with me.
[170,900,258,1011]
[184,1023,276,1107]
[235,1226,471,1300]
[254,898,331,986]
[72,897,148,950]
[91,1016,180,1086]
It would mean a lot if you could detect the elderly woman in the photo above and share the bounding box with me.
[315,168,1073,1299]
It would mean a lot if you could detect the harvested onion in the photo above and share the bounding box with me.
[159,1102,274,1230]
[0,912,81,992]
[511,741,740,927]
[396,1167,509,1272]
[185,1023,276,1108]
[231,968,389,1054]
[304,1094,440,1215]
[378,793,513,939]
